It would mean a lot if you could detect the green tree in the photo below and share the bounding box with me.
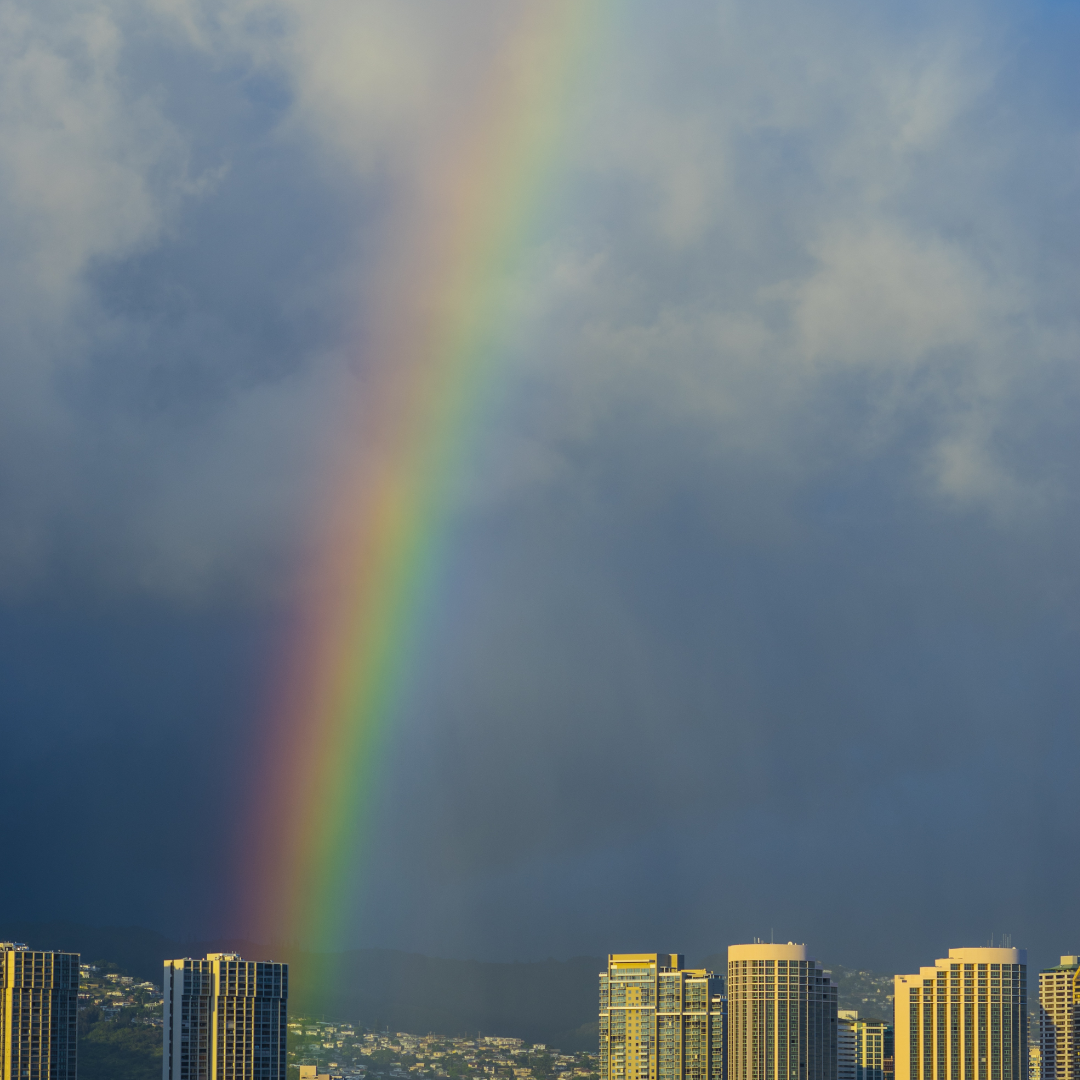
[78,1008,162,1080]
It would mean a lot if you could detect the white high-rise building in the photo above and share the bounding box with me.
[839,1012,858,1080]
[894,947,1026,1080]
[163,952,288,1080]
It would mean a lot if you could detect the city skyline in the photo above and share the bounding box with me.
[16,931,1080,1080]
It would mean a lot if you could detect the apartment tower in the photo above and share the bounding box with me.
[163,952,288,1080]
[1038,955,1080,1080]
[894,947,1027,1080]
[849,1015,893,1080]
[599,953,725,1080]
[727,943,838,1080]
[840,1013,858,1080]
[0,942,79,1080]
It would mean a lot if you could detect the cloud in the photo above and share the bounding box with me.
[1,0,1076,599]
[793,223,989,368]
[482,0,1080,521]
[0,0,184,591]
[3,0,1080,964]
[0,0,352,599]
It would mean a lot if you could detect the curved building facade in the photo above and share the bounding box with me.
[727,944,838,1080]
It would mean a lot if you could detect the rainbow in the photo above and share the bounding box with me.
[242,2,606,965]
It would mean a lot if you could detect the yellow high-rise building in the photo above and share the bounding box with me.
[893,947,1027,1080]
[599,954,725,1080]
[1038,955,1080,1080]
[851,1015,892,1080]
[0,941,79,1080]
[726,943,838,1080]
[163,952,288,1080]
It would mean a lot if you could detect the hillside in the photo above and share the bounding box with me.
[3,923,895,1052]
[825,965,895,1020]
[1,922,602,1049]
[700,954,894,1021]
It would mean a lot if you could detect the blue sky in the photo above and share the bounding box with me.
[1,0,1079,976]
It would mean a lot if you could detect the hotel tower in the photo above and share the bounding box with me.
[894,947,1027,1080]
[727,943,838,1080]
[0,941,79,1080]
[599,954,725,1080]
[1038,955,1080,1080]
[163,952,288,1080]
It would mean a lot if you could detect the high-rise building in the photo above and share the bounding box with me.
[163,952,288,1080]
[893,947,1027,1080]
[599,954,725,1080]
[840,1013,858,1080]
[1038,955,1080,1080]
[848,1014,892,1080]
[726,943,838,1080]
[1030,1046,1042,1080]
[0,941,79,1080]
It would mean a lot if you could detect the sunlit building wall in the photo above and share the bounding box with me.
[727,943,838,1080]
[599,954,725,1080]
[1038,956,1080,1080]
[0,941,79,1080]
[894,948,1026,1080]
[164,952,288,1080]
[850,1014,893,1080]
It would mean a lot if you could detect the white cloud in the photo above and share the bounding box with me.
[793,222,990,367]
[486,0,1075,515]
[0,0,189,590]
[0,2,181,305]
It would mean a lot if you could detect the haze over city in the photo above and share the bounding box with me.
[1,0,1080,983]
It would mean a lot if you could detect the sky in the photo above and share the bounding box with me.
[2,0,1080,979]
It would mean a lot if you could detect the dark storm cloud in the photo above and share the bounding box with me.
[1,0,1080,981]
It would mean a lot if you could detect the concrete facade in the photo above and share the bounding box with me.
[726,944,838,1080]
[163,952,288,1080]
[0,943,79,1080]
[894,948,1026,1080]
[599,954,725,1080]
[1038,956,1080,1080]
